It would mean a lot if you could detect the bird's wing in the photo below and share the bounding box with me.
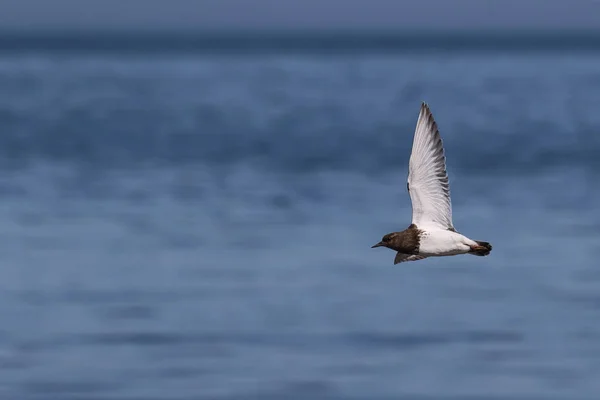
[407,102,454,230]
[394,253,428,264]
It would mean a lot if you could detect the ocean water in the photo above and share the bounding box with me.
[0,33,599,399]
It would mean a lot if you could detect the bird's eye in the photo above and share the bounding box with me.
[383,237,389,242]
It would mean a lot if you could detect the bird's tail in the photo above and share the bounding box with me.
[469,241,492,256]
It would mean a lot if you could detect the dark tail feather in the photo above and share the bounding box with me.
[469,240,492,256]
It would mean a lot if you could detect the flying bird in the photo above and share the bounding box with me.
[372,102,492,264]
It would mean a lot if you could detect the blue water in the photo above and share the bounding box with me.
[0,33,599,399]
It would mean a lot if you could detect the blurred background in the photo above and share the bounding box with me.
[1,0,600,399]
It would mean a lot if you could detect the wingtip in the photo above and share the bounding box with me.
[420,101,431,115]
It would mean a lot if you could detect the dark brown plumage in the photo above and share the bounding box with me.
[469,241,493,256]
[371,224,421,254]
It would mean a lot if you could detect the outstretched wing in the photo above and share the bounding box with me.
[407,102,454,230]
[394,253,428,264]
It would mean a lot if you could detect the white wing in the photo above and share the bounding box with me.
[407,102,454,230]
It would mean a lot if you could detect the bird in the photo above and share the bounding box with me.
[371,102,492,264]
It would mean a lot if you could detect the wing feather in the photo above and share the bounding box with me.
[407,102,454,230]
[394,253,428,264]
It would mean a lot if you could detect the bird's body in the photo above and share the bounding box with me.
[372,102,492,264]
[419,228,477,256]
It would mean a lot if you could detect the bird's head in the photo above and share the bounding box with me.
[371,233,397,249]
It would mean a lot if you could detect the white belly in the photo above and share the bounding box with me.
[418,229,476,257]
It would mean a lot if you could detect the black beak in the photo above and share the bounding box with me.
[371,242,384,248]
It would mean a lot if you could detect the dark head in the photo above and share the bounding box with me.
[371,233,397,249]
[371,226,421,254]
